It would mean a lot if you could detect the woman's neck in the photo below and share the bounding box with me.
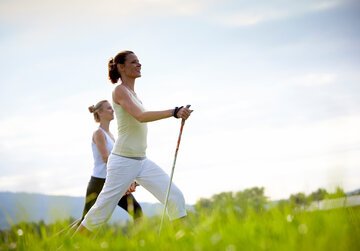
[99,121,110,132]
[121,77,136,91]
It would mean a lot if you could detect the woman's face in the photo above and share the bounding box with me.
[122,53,141,79]
[98,102,114,121]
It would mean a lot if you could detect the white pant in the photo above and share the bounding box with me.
[82,154,186,231]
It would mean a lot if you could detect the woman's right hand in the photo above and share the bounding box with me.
[176,107,193,120]
[124,181,137,195]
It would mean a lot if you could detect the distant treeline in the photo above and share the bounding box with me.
[195,186,360,215]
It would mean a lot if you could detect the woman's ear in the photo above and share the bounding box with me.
[117,64,125,73]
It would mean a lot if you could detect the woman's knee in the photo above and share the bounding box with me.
[169,186,185,206]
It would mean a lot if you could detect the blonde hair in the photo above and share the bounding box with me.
[88,100,108,122]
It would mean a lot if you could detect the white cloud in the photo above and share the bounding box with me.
[210,0,349,27]
[290,73,338,87]
[1,0,349,28]
[0,0,208,25]
[178,113,360,202]
[214,9,290,27]
[310,0,343,11]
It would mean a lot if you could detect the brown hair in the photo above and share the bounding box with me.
[88,100,108,122]
[108,50,134,84]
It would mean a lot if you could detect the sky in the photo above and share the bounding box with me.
[0,0,360,205]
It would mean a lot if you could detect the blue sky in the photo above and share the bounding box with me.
[0,0,360,204]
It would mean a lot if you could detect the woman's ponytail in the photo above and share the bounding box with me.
[88,105,95,113]
[108,58,121,84]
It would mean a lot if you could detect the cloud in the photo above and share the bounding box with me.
[311,0,343,11]
[289,73,337,87]
[210,0,349,27]
[0,0,207,26]
[0,90,111,173]
[178,113,360,201]
[1,0,349,28]
[214,9,290,27]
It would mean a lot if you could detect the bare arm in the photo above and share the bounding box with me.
[113,85,192,122]
[93,129,109,163]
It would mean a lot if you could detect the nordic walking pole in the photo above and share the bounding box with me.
[159,104,191,236]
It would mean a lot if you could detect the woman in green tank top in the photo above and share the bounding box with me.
[76,51,193,233]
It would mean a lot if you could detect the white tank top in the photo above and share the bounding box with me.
[91,127,114,178]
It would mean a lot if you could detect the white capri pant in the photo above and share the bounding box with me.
[82,154,186,231]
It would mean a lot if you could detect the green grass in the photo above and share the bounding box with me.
[1,204,359,251]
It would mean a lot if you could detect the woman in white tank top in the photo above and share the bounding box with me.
[81,100,142,222]
[77,51,193,233]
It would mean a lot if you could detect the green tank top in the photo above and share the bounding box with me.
[112,89,148,157]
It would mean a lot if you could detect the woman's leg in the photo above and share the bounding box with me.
[81,177,105,220]
[65,177,105,235]
[118,194,143,220]
[81,155,142,231]
[135,158,187,221]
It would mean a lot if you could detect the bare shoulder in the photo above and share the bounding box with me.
[93,129,105,142]
[113,84,131,105]
[113,84,128,96]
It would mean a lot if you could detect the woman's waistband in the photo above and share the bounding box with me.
[111,152,146,160]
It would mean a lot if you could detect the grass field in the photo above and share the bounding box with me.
[1,199,359,251]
